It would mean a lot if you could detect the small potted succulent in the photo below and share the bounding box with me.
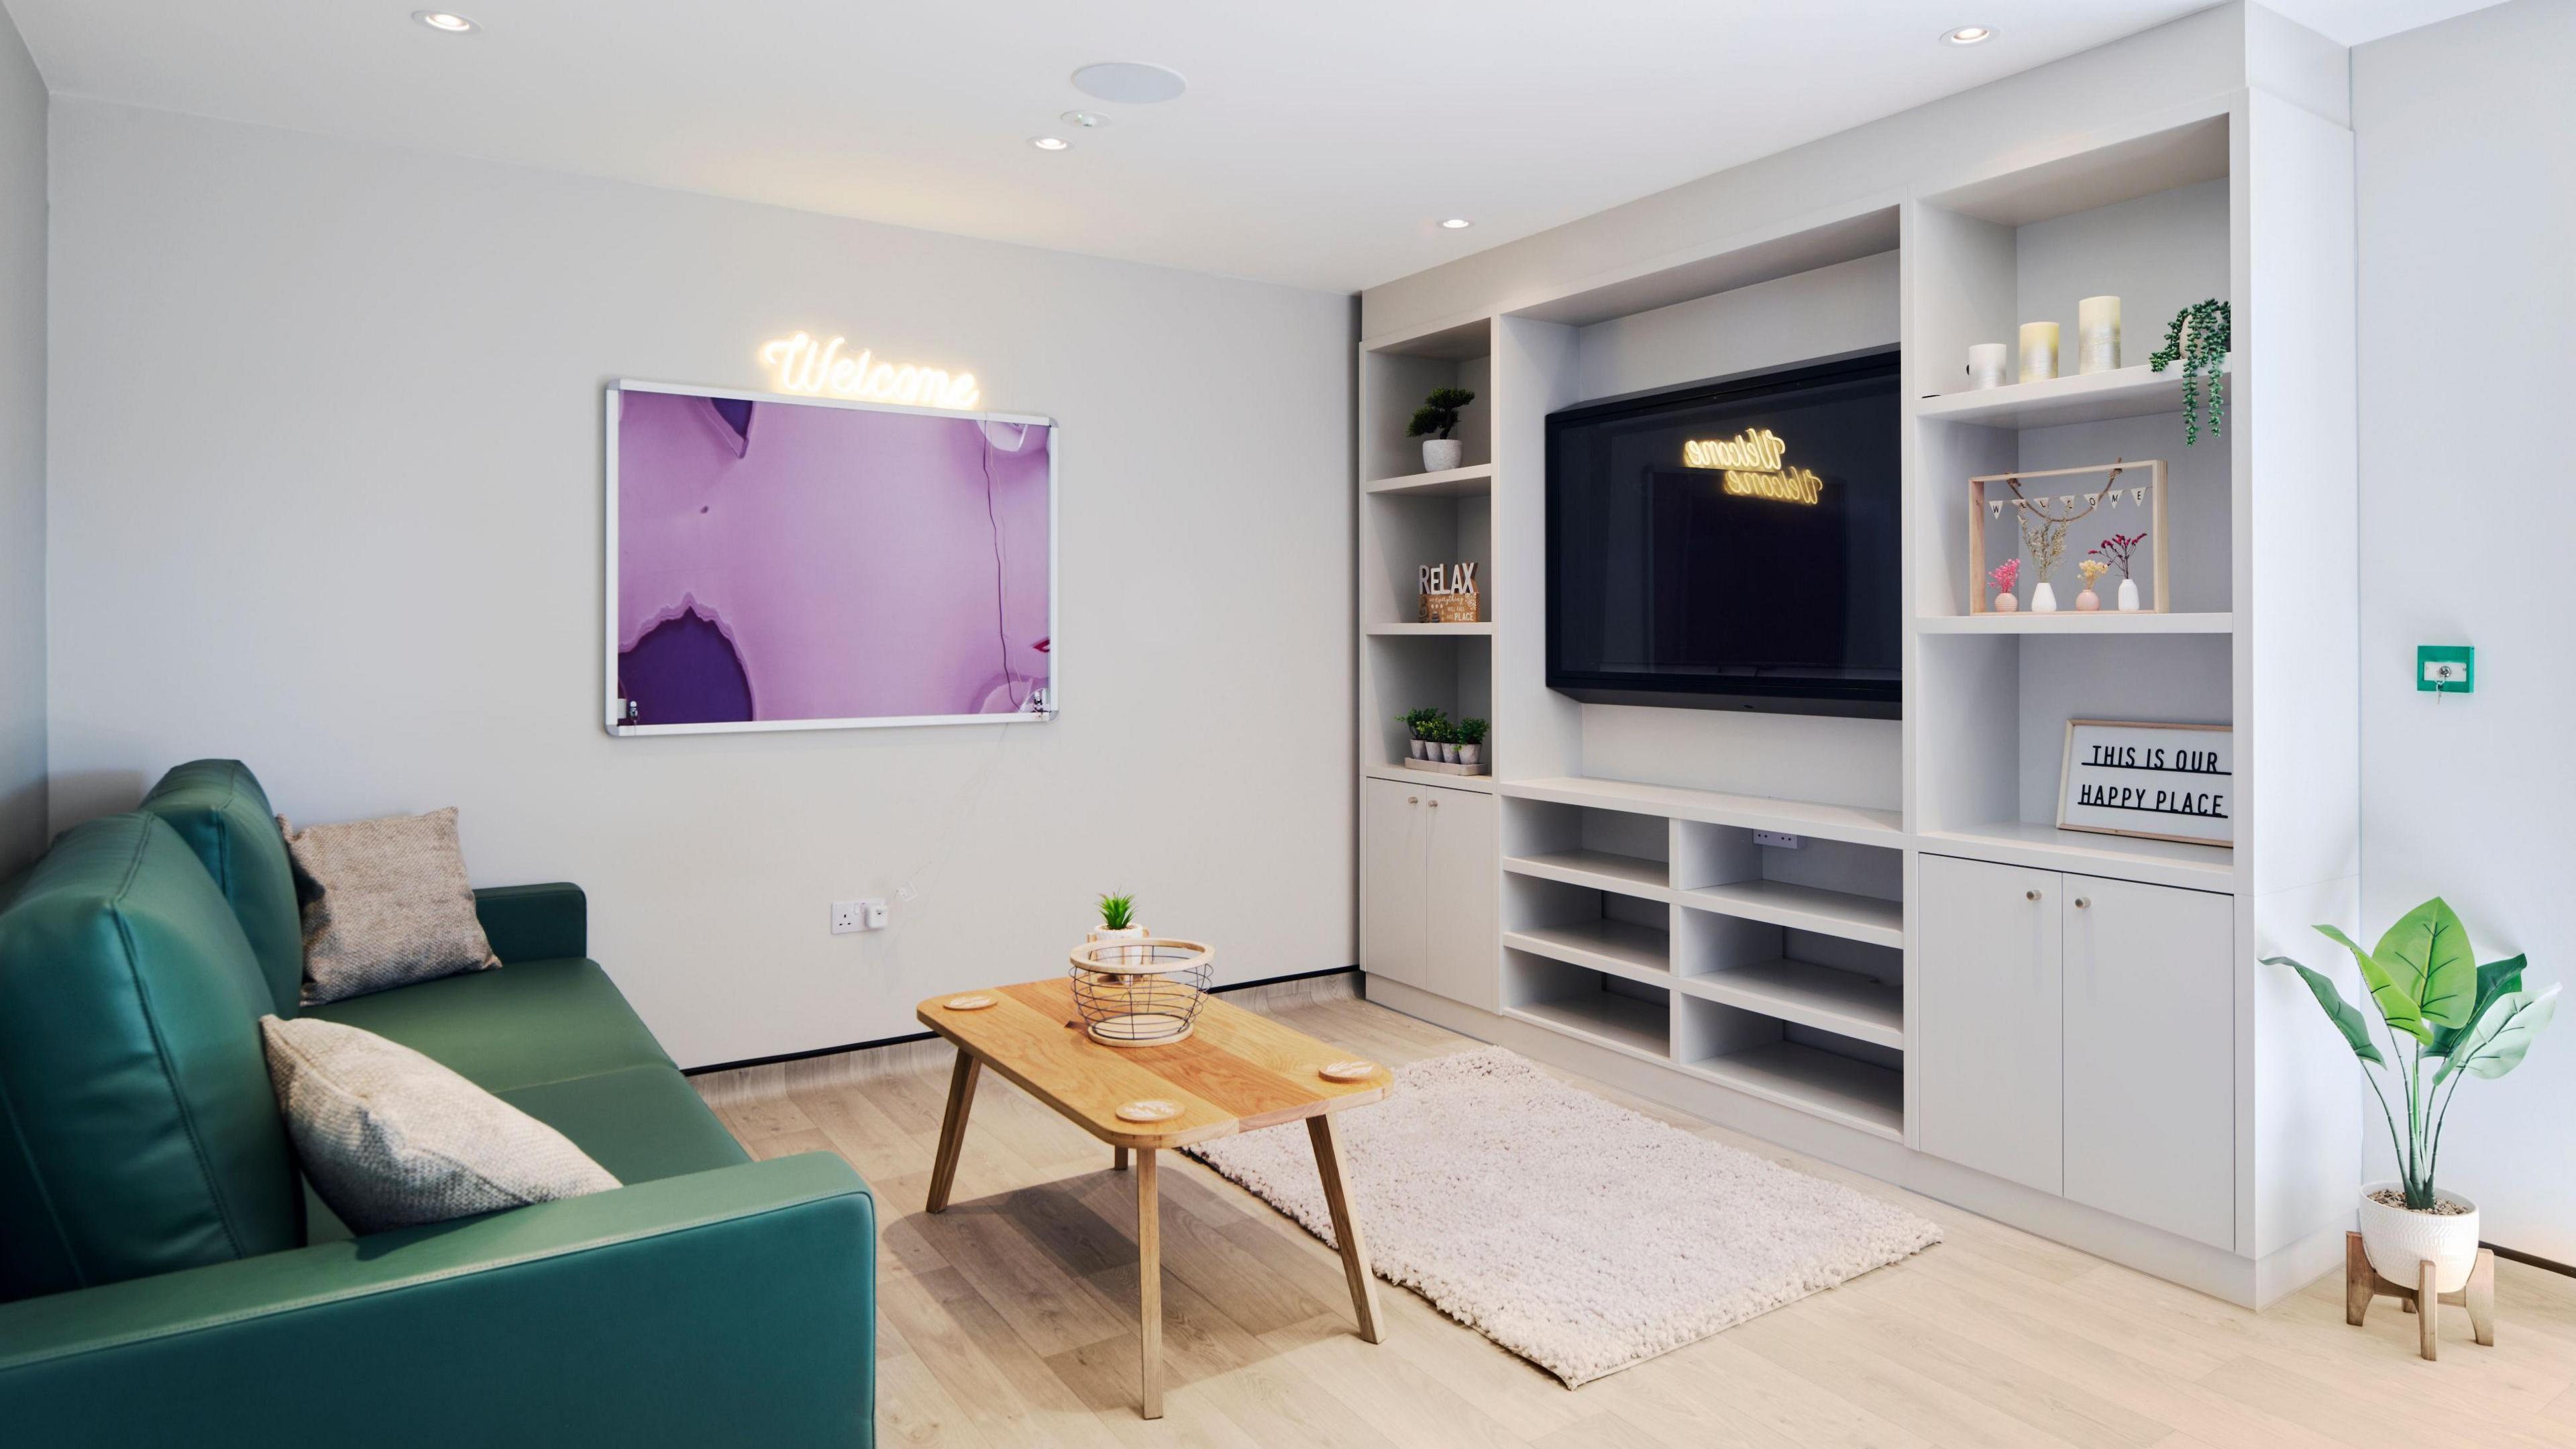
[1398,707,1446,759]
[2093,533,2147,612]
[1428,718,1460,765]
[1407,388,1476,473]
[1090,891,1148,967]
[2076,558,2109,612]
[1456,718,1488,769]
[1987,557,2021,613]
[2267,898,2557,1297]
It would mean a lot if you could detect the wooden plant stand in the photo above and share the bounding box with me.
[2345,1230,2496,1361]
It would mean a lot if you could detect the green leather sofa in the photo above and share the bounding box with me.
[0,761,877,1446]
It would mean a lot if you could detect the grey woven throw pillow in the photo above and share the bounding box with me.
[261,1015,619,1234]
[280,806,502,1005]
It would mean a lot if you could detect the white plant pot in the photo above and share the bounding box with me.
[1421,439,1464,473]
[1458,743,1481,767]
[2357,1181,2481,1293]
[2031,582,2059,613]
[2118,578,2141,612]
[1439,743,1460,763]
[1087,924,1151,969]
[1409,739,1428,759]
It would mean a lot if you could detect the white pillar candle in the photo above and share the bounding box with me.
[1967,343,2008,390]
[2078,296,2122,374]
[2019,322,2060,383]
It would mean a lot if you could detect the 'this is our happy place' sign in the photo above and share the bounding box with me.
[2056,719,2234,847]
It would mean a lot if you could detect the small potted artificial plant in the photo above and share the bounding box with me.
[1988,557,2021,613]
[1456,718,1488,769]
[1427,718,1458,765]
[1399,707,1446,759]
[2093,532,2147,612]
[1091,891,1148,967]
[2267,898,2559,1295]
[1408,388,1476,473]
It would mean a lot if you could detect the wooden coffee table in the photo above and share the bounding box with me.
[916,979,1392,1419]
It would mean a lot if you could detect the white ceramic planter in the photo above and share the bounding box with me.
[1421,439,1464,472]
[1439,743,1460,763]
[1087,924,1151,969]
[2357,1181,2481,1293]
[1409,739,1429,759]
[1458,743,1481,767]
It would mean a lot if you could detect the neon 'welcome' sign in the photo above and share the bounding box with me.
[1680,427,1823,505]
[758,331,981,410]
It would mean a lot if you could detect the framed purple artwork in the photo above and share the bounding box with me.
[604,380,1057,735]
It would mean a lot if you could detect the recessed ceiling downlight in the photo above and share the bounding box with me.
[1942,24,1996,44]
[413,10,478,33]
[1071,62,1188,105]
[1440,218,1473,229]
[1030,136,1071,152]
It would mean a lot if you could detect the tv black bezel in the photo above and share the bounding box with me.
[1543,350,1904,721]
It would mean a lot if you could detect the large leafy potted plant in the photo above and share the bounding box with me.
[2266,898,2557,1292]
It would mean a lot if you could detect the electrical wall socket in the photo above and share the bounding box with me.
[831,899,888,934]
[1752,830,1804,849]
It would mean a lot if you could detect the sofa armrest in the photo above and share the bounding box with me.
[0,1154,875,1447]
[474,881,586,963]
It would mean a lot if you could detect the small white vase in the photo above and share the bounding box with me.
[2357,1182,2481,1293]
[2117,578,2141,612]
[2031,582,2058,614]
[1421,439,1464,472]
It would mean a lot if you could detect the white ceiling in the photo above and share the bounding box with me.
[1,1,2505,292]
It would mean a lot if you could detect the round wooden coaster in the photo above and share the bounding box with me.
[1115,1099,1183,1124]
[943,994,996,1011]
[1318,1059,1380,1083]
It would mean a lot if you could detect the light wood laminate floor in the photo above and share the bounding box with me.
[696,986,2576,1448]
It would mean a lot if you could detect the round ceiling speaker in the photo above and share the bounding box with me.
[1071,62,1188,105]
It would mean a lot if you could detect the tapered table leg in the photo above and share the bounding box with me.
[1114,1144,1129,1171]
[926,1052,981,1214]
[1136,1147,1163,1419]
[1307,1114,1385,1344]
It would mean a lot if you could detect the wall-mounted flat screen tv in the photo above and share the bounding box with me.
[606,381,1057,735]
[1546,351,1901,719]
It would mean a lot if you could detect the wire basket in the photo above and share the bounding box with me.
[1067,938,1214,1048]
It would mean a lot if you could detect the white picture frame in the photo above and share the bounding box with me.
[2056,718,2234,848]
[603,378,1061,737]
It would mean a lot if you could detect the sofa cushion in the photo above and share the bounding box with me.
[262,1016,620,1234]
[301,957,671,1093]
[141,761,305,1017]
[496,1065,749,1184]
[282,808,502,1005]
[0,814,301,1300]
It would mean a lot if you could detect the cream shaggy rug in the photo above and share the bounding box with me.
[1185,1045,1941,1387]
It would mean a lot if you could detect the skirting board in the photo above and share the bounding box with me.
[1364,975,2343,1310]
[691,969,1362,1111]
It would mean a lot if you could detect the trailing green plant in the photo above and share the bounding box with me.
[2148,299,2231,445]
[2265,897,2558,1211]
[1455,718,1489,746]
[1405,388,1477,440]
[1096,892,1139,932]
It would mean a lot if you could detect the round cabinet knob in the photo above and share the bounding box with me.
[1428,799,1440,808]
[1407,796,1419,804]
[2074,896,2091,910]
[2025,889,2041,902]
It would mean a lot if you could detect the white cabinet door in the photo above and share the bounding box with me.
[2063,874,2236,1250]
[1360,778,1429,989]
[1424,787,1498,1010]
[1919,854,2064,1195]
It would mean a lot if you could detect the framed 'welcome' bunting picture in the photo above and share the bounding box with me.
[2057,719,2234,848]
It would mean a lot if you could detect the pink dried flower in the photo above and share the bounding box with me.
[2090,532,2148,580]
[1988,558,2021,594]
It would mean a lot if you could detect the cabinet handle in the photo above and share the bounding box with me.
[2025,889,2041,902]
[1407,796,1419,804]
[2074,896,2090,910]
[1428,799,1440,808]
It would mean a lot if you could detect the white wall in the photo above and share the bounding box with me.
[0,9,41,874]
[2355,0,2576,1261]
[44,100,1355,1067]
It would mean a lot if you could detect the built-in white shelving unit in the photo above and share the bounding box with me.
[1356,68,2360,1307]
